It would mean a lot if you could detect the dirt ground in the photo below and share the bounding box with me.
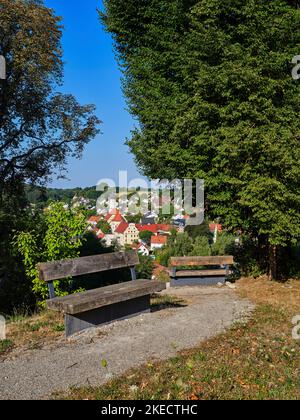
[0,285,253,400]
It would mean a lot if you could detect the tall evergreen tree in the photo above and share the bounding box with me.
[101,0,300,279]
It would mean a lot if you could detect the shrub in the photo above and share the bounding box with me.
[14,202,87,306]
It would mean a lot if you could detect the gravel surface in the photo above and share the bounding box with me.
[0,286,254,400]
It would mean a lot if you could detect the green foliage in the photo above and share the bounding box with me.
[14,202,87,305]
[0,339,13,355]
[97,220,111,234]
[139,230,153,245]
[25,185,102,206]
[211,233,236,257]
[156,233,210,266]
[101,0,300,279]
[191,236,212,257]
[0,0,99,312]
[0,0,100,187]
[185,221,212,241]
[126,213,142,224]
[136,255,154,280]
[0,188,36,315]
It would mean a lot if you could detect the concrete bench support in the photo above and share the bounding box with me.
[65,295,150,337]
[170,276,226,287]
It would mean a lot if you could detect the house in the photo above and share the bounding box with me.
[151,235,168,251]
[96,231,105,240]
[87,215,101,227]
[109,209,126,233]
[104,208,122,223]
[131,242,150,256]
[115,222,140,246]
[209,223,223,233]
[138,224,172,236]
[140,212,157,225]
[209,223,223,244]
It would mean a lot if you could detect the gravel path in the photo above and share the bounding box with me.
[0,286,254,400]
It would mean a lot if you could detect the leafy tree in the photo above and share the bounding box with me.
[97,220,112,234]
[191,236,211,257]
[0,0,100,191]
[0,188,36,315]
[126,213,142,224]
[0,0,99,311]
[185,221,212,241]
[211,233,236,257]
[101,0,300,279]
[136,255,154,279]
[15,202,87,305]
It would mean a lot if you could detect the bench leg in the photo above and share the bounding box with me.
[64,295,151,337]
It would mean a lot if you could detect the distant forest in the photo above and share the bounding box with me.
[25,185,100,205]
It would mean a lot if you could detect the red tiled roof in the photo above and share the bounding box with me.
[157,224,172,232]
[138,224,172,234]
[104,208,119,221]
[88,216,101,223]
[131,242,149,251]
[115,222,129,234]
[111,212,125,223]
[151,235,168,245]
[209,223,223,233]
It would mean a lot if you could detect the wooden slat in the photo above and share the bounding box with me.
[47,280,166,315]
[38,251,139,282]
[170,256,234,267]
[173,269,228,278]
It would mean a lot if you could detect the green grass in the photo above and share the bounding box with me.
[150,294,187,312]
[52,323,65,332]
[0,340,14,355]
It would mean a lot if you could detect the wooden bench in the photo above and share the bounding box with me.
[37,251,166,337]
[169,256,234,287]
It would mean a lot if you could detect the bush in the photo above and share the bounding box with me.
[14,202,87,305]
[211,233,236,256]
[191,236,212,256]
[136,255,154,279]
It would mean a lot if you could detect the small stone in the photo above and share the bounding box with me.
[226,282,237,290]
[129,385,138,393]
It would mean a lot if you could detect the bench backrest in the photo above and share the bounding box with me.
[170,256,234,267]
[38,250,139,283]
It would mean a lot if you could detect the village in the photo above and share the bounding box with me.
[86,208,222,256]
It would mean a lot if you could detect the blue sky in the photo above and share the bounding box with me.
[45,0,141,188]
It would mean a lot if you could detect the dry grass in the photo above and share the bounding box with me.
[0,295,185,357]
[0,310,65,357]
[237,276,300,312]
[57,277,300,400]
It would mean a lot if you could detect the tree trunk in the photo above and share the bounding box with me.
[269,245,278,280]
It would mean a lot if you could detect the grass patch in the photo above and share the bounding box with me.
[151,294,187,312]
[2,310,65,357]
[0,339,14,355]
[58,277,300,400]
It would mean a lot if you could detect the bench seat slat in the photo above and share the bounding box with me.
[173,269,229,278]
[47,280,165,315]
[170,256,234,267]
